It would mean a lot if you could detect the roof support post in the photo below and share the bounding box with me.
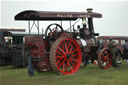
[28,21,30,35]
[60,20,62,27]
[37,20,39,35]
[70,20,71,32]
[28,20,40,35]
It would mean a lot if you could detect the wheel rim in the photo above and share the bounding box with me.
[98,48,112,69]
[50,38,81,75]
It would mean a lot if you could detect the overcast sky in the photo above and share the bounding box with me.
[0,0,128,36]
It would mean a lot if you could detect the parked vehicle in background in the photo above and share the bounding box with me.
[0,28,29,67]
[97,36,128,64]
[97,36,128,51]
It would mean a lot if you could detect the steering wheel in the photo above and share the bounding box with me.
[45,23,64,39]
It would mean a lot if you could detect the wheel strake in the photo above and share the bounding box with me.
[98,48,112,69]
[50,38,82,75]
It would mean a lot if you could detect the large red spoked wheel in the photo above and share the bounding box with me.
[98,48,112,69]
[50,38,82,75]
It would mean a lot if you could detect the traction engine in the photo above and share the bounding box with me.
[15,9,112,75]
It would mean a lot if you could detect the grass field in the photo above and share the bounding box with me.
[0,61,128,85]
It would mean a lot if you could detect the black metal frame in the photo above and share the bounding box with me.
[28,20,40,34]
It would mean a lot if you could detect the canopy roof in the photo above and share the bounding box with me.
[98,36,128,40]
[15,10,102,21]
[3,31,41,36]
[0,28,25,32]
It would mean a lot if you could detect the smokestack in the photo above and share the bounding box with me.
[87,8,95,39]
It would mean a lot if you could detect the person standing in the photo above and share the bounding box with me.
[114,46,123,64]
[108,39,119,67]
[122,39,128,68]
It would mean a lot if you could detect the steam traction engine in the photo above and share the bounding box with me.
[15,9,112,75]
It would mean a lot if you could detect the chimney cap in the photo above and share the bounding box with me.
[87,8,93,13]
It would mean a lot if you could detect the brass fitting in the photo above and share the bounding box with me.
[87,8,93,13]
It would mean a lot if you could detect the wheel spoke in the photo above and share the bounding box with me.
[56,58,63,65]
[71,54,77,58]
[68,41,72,49]
[70,61,74,66]
[69,46,73,52]
[56,55,65,58]
[48,27,52,32]
[56,50,64,56]
[66,62,68,72]
[63,63,65,72]
[57,47,66,54]
[67,62,73,71]
[61,42,65,50]
[64,42,68,52]
[70,49,79,54]
[71,59,79,63]
[58,60,65,68]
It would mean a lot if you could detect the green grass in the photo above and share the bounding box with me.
[0,61,128,85]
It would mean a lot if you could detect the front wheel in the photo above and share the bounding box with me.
[50,38,82,75]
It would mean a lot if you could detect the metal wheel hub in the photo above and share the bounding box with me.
[102,56,108,62]
[66,53,72,60]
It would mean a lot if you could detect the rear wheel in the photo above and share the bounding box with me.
[98,48,112,69]
[50,38,81,75]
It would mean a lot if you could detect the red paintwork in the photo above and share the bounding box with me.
[100,49,112,69]
[33,56,51,71]
[55,38,82,75]
[25,32,72,72]
[103,56,108,62]
[25,35,52,71]
[25,36,45,58]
